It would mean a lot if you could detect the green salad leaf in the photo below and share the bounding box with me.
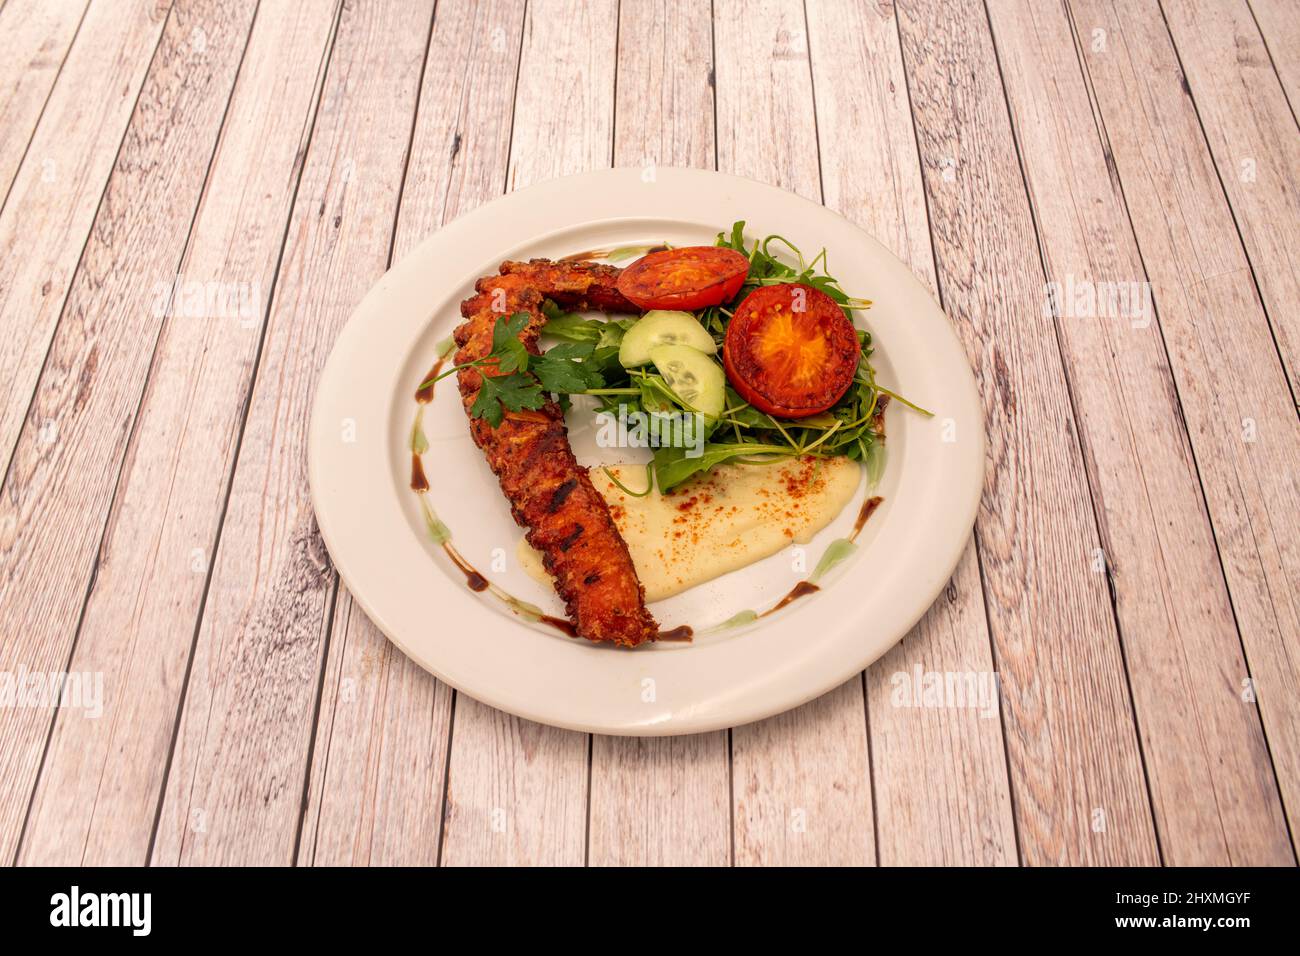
[428,223,930,491]
[650,441,810,491]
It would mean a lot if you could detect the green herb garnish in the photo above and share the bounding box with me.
[601,463,655,497]
[419,311,611,426]
[469,371,545,427]
[422,223,929,493]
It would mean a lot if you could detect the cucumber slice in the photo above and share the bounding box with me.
[650,344,726,418]
[618,310,716,367]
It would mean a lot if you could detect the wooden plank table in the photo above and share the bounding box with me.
[1,0,1296,867]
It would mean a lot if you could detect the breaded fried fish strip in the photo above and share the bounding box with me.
[498,258,637,313]
[453,271,657,646]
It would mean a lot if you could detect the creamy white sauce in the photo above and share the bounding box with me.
[517,456,859,603]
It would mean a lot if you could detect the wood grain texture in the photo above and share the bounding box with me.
[298,601,452,866]
[1162,0,1300,397]
[612,0,716,172]
[715,0,876,866]
[1071,0,1300,857]
[713,0,818,195]
[504,0,617,192]
[298,0,525,868]
[896,0,1159,865]
[731,680,874,865]
[987,0,1291,866]
[0,0,169,481]
[0,0,1294,868]
[0,0,259,865]
[1248,0,1300,112]
[586,0,730,869]
[437,0,617,868]
[442,697,591,866]
[589,732,730,866]
[805,0,1017,866]
[18,0,339,867]
[0,0,89,207]
[149,0,436,866]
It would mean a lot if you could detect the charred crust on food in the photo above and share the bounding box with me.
[548,479,578,513]
[450,259,659,646]
[558,524,584,552]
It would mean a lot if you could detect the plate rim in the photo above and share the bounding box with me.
[309,166,985,735]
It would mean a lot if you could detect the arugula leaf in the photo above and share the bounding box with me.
[636,373,682,414]
[588,344,624,378]
[721,387,770,429]
[728,220,748,253]
[540,301,634,356]
[540,302,604,342]
[599,317,634,345]
[652,442,799,492]
[714,222,872,312]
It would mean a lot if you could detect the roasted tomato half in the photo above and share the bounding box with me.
[616,246,749,311]
[723,283,859,419]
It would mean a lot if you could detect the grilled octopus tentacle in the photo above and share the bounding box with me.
[498,259,637,313]
[453,263,657,646]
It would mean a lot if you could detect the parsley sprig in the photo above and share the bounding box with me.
[419,312,608,426]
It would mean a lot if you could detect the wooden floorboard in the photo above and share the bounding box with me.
[299,0,525,868]
[0,0,260,865]
[1162,0,1300,399]
[0,0,170,482]
[0,0,1295,867]
[895,0,1159,865]
[0,0,90,210]
[18,0,341,867]
[149,0,436,866]
[986,0,1290,865]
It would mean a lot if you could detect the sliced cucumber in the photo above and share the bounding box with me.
[650,344,726,418]
[618,310,716,367]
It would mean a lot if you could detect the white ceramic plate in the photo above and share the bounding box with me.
[309,167,983,735]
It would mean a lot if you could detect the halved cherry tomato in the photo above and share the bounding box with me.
[616,246,749,311]
[723,283,858,419]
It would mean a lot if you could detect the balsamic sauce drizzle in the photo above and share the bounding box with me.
[760,495,884,619]
[408,322,879,642]
[410,454,428,492]
[761,580,820,617]
[850,495,884,542]
[414,356,445,404]
[443,543,488,592]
